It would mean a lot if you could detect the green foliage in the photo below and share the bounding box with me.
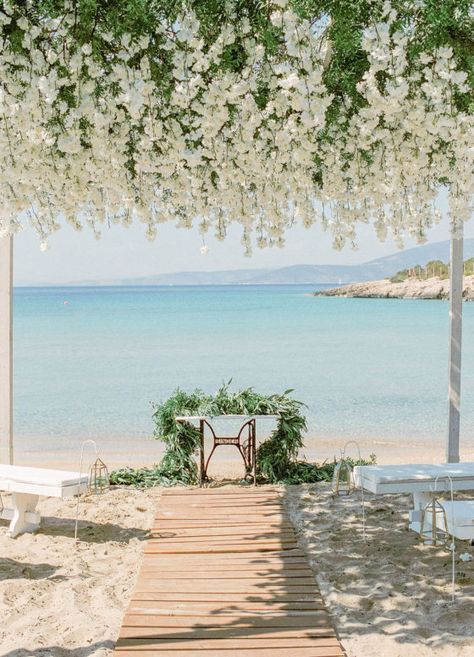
[277,454,377,485]
[154,383,308,484]
[109,465,164,488]
[109,384,377,487]
[10,1,474,122]
[464,257,474,275]
[109,453,377,488]
[389,258,474,283]
[390,269,410,283]
[110,383,315,486]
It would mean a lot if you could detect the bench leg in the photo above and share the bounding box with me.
[6,493,40,538]
[409,492,433,526]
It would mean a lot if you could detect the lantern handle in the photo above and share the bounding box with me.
[431,474,456,604]
[74,439,99,542]
[342,440,366,543]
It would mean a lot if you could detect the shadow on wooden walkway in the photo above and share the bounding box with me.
[113,487,345,657]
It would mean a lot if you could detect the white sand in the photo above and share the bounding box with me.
[0,487,161,657]
[287,483,474,657]
[1,474,473,656]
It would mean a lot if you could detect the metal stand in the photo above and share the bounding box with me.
[199,418,256,486]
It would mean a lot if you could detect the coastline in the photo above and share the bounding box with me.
[315,274,474,300]
[10,432,474,472]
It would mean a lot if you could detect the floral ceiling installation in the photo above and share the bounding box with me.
[0,0,472,252]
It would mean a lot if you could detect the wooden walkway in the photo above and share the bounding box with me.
[114,488,345,657]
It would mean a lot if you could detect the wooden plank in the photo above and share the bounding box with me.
[159,498,285,504]
[141,552,307,563]
[151,525,295,533]
[161,485,284,498]
[114,646,343,657]
[144,544,298,554]
[156,509,288,515]
[157,504,286,511]
[144,544,291,554]
[122,613,334,628]
[134,580,319,594]
[157,503,285,509]
[138,568,314,578]
[148,533,297,547]
[127,601,325,613]
[156,502,287,508]
[144,540,297,548]
[148,536,299,543]
[134,575,316,585]
[117,628,338,651]
[130,592,322,602]
[152,526,293,531]
[155,516,288,520]
[150,527,296,538]
[119,627,336,640]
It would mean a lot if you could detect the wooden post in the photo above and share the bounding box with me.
[446,224,463,463]
[0,235,13,464]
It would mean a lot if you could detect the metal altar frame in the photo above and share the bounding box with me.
[176,416,258,486]
[198,417,256,486]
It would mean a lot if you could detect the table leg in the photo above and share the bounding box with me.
[252,419,257,486]
[199,420,205,486]
[6,493,40,538]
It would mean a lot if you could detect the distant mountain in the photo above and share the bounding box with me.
[363,239,474,274]
[58,239,474,286]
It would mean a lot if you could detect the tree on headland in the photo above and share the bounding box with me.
[390,259,474,283]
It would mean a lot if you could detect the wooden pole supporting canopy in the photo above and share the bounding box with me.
[446,224,464,463]
[0,236,13,464]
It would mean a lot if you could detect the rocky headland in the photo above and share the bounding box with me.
[315,275,474,300]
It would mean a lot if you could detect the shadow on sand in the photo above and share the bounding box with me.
[24,516,149,544]
[1,640,114,657]
[0,558,62,581]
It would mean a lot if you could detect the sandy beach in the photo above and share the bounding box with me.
[287,484,474,657]
[1,474,473,657]
[0,487,160,657]
[10,432,474,473]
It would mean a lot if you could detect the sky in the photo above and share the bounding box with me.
[13,203,474,286]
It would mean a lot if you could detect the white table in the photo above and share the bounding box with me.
[353,462,474,540]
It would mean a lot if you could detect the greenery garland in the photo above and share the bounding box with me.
[8,1,473,116]
[109,383,374,487]
[155,383,308,483]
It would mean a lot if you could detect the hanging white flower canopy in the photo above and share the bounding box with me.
[0,0,472,253]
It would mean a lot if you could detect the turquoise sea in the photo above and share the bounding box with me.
[12,285,474,461]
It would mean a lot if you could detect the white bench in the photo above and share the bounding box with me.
[0,464,89,537]
[353,463,474,540]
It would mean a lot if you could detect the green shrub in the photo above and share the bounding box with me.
[110,383,377,487]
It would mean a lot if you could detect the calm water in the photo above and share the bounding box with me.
[13,285,474,450]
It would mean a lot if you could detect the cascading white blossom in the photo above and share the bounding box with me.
[0,0,472,252]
